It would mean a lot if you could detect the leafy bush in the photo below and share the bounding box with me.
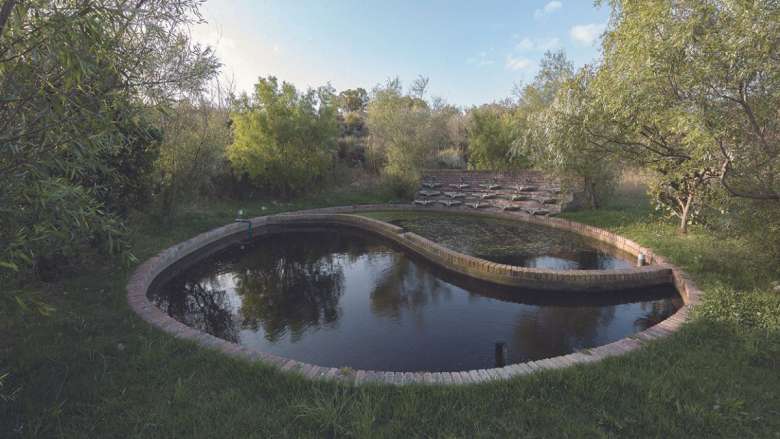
[365,78,430,188]
[379,174,420,199]
[0,0,218,283]
[466,105,525,170]
[156,93,233,217]
[228,77,339,197]
[336,135,366,166]
[698,284,780,331]
[434,148,466,169]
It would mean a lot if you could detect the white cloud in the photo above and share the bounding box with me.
[534,1,563,19]
[515,37,560,51]
[467,50,495,67]
[570,23,606,45]
[505,55,532,71]
[516,37,534,51]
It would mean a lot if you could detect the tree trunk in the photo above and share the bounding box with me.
[584,176,599,209]
[0,0,17,38]
[679,195,693,234]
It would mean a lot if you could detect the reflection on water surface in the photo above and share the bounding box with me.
[150,229,681,372]
[383,212,635,269]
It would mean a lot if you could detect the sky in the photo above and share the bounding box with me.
[191,1,610,107]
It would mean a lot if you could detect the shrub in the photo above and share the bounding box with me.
[228,77,339,197]
[434,148,466,169]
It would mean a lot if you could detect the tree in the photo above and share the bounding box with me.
[0,0,219,282]
[466,104,524,170]
[409,75,430,100]
[525,68,620,209]
[337,88,369,113]
[365,78,434,194]
[156,81,234,218]
[227,77,339,197]
[581,0,780,231]
[429,100,467,168]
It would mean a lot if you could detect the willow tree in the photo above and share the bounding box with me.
[509,51,619,208]
[576,0,780,232]
[0,0,219,283]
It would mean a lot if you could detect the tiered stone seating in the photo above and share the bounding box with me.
[412,170,581,216]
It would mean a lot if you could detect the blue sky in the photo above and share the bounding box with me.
[192,1,610,107]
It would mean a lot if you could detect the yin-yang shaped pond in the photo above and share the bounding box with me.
[150,217,682,373]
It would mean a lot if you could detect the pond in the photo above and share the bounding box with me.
[149,227,681,372]
[372,211,636,270]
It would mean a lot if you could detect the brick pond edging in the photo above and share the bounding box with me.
[126,204,702,385]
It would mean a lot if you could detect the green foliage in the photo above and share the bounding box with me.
[0,371,21,405]
[228,77,339,197]
[0,0,219,282]
[343,111,364,133]
[698,285,780,332]
[338,88,369,113]
[156,89,232,217]
[2,178,134,280]
[363,77,465,194]
[87,110,162,216]
[577,0,780,230]
[429,101,468,162]
[605,0,779,202]
[708,197,780,264]
[365,78,431,194]
[434,148,466,169]
[512,51,619,208]
[466,104,523,170]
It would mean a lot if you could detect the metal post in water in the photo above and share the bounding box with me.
[495,341,508,367]
[637,253,646,267]
[235,209,252,243]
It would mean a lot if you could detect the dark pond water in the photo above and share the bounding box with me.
[150,228,681,372]
[379,212,635,269]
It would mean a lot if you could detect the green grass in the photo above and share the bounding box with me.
[2,187,780,438]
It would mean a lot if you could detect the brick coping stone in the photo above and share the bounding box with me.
[127,204,701,386]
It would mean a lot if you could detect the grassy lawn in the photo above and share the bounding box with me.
[2,187,780,438]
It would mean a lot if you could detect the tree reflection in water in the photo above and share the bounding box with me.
[370,256,453,322]
[150,227,682,371]
[235,233,347,342]
[634,299,681,330]
[155,276,239,343]
[509,305,617,361]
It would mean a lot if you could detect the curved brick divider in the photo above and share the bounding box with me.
[127,204,702,385]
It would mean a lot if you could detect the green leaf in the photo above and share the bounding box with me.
[0,261,18,272]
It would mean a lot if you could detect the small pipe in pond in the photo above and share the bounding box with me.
[495,341,508,367]
[235,219,252,240]
[637,253,646,267]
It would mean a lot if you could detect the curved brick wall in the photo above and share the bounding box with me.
[127,204,701,385]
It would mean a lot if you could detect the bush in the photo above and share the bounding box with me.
[0,1,218,284]
[228,77,339,197]
[379,173,419,199]
[698,284,780,331]
[365,79,430,188]
[156,96,232,217]
[336,135,366,166]
[466,105,524,170]
[434,148,466,169]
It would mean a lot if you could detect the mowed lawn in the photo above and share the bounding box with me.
[2,188,779,438]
